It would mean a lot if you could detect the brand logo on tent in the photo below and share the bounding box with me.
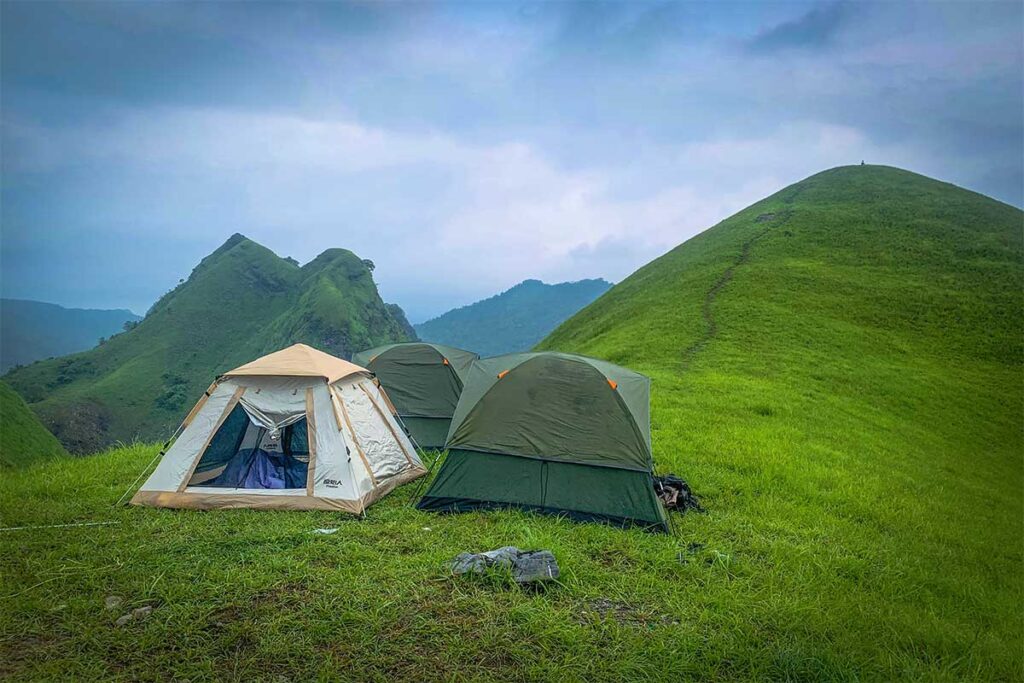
[324,479,343,488]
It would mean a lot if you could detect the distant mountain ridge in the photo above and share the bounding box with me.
[1,299,141,372]
[414,278,612,356]
[4,234,414,453]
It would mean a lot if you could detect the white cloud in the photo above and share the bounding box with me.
[0,107,951,319]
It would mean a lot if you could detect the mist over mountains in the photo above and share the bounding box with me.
[1,299,141,372]
[414,278,612,356]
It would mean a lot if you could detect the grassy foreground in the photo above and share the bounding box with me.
[3,443,766,682]
[1,429,1019,682]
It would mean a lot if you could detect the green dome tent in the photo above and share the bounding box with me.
[417,352,669,531]
[352,342,479,448]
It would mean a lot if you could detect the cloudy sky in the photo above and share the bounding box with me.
[2,1,1021,322]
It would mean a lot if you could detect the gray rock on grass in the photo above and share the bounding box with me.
[113,603,155,627]
[450,546,559,584]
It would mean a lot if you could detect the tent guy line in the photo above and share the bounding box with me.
[0,521,121,532]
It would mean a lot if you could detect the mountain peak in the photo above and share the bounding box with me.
[303,248,362,269]
[206,232,254,259]
[785,164,1012,209]
[509,278,612,293]
[5,235,416,452]
[541,166,1022,360]
[223,232,250,248]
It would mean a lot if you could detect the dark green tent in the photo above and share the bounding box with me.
[417,352,669,532]
[352,342,479,448]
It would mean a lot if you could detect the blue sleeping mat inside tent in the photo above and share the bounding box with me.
[200,448,308,489]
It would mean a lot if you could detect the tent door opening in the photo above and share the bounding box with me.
[189,404,310,489]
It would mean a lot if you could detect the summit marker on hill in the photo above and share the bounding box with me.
[3,235,415,453]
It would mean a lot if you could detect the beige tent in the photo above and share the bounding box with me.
[131,344,426,513]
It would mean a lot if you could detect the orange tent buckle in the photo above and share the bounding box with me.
[607,378,618,390]
[497,370,510,379]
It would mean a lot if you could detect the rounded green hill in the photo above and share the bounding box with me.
[0,380,66,468]
[539,164,1023,676]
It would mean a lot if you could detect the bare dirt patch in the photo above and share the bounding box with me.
[575,598,677,628]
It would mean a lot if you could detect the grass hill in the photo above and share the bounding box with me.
[0,166,1020,681]
[0,299,141,373]
[0,380,67,468]
[539,165,1023,676]
[415,278,611,356]
[2,234,414,453]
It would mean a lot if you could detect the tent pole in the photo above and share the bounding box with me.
[406,448,443,507]
[370,376,427,456]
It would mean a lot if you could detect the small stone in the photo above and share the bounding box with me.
[104,595,124,611]
[114,614,133,627]
[450,546,559,584]
[132,605,154,620]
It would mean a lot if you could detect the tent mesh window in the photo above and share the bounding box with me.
[190,404,310,489]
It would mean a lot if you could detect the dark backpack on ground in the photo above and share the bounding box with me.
[653,474,703,513]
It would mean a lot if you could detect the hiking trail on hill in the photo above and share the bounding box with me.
[681,189,803,368]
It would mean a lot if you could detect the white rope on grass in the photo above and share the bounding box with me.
[0,521,120,532]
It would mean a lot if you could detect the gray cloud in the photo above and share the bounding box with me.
[747,2,849,54]
[1,1,1020,319]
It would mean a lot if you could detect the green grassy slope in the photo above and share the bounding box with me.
[3,235,414,453]
[0,380,67,468]
[0,167,1020,681]
[415,278,612,356]
[539,165,1024,677]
